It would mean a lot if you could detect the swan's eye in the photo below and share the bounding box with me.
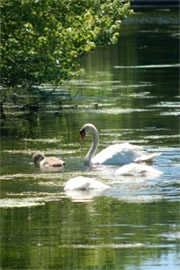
[80,128,86,141]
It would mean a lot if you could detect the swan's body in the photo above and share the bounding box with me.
[64,176,110,191]
[33,152,65,168]
[80,123,161,166]
[115,163,162,177]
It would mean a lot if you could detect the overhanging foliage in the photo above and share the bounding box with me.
[1,0,133,88]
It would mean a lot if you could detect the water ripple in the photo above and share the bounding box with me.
[114,63,180,69]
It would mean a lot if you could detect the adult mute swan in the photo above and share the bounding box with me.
[80,123,161,166]
[33,152,65,168]
[64,176,110,191]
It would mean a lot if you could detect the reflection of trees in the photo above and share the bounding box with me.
[1,197,179,269]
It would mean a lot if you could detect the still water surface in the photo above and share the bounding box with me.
[1,8,180,270]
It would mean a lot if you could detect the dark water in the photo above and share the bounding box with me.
[1,8,180,270]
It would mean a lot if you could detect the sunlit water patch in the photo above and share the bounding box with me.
[60,243,145,249]
[145,134,180,140]
[3,148,78,155]
[151,102,180,108]
[0,198,45,208]
[160,111,180,116]
[0,192,66,208]
[23,138,63,143]
[119,91,157,99]
[77,107,157,115]
[117,195,164,203]
[113,63,180,69]
[0,173,65,181]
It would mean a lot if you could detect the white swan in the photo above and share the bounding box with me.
[64,176,110,191]
[33,152,65,168]
[80,123,161,166]
[115,163,162,177]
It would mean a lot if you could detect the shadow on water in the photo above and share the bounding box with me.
[0,8,180,270]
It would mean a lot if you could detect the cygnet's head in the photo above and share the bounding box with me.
[33,152,45,164]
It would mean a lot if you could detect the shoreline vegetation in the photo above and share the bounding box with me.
[0,0,133,122]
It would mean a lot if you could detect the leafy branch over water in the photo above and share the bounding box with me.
[0,0,133,118]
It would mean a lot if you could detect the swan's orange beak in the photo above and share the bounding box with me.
[80,129,86,142]
[80,133,85,142]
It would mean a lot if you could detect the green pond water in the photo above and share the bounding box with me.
[0,8,180,270]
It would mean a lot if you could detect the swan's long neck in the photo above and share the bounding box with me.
[85,126,99,165]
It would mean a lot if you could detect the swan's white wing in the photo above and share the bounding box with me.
[135,152,162,162]
[64,177,90,190]
[115,163,162,176]
[88,179,110,190]
[64,176,110,191]
[92,143,144,165]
